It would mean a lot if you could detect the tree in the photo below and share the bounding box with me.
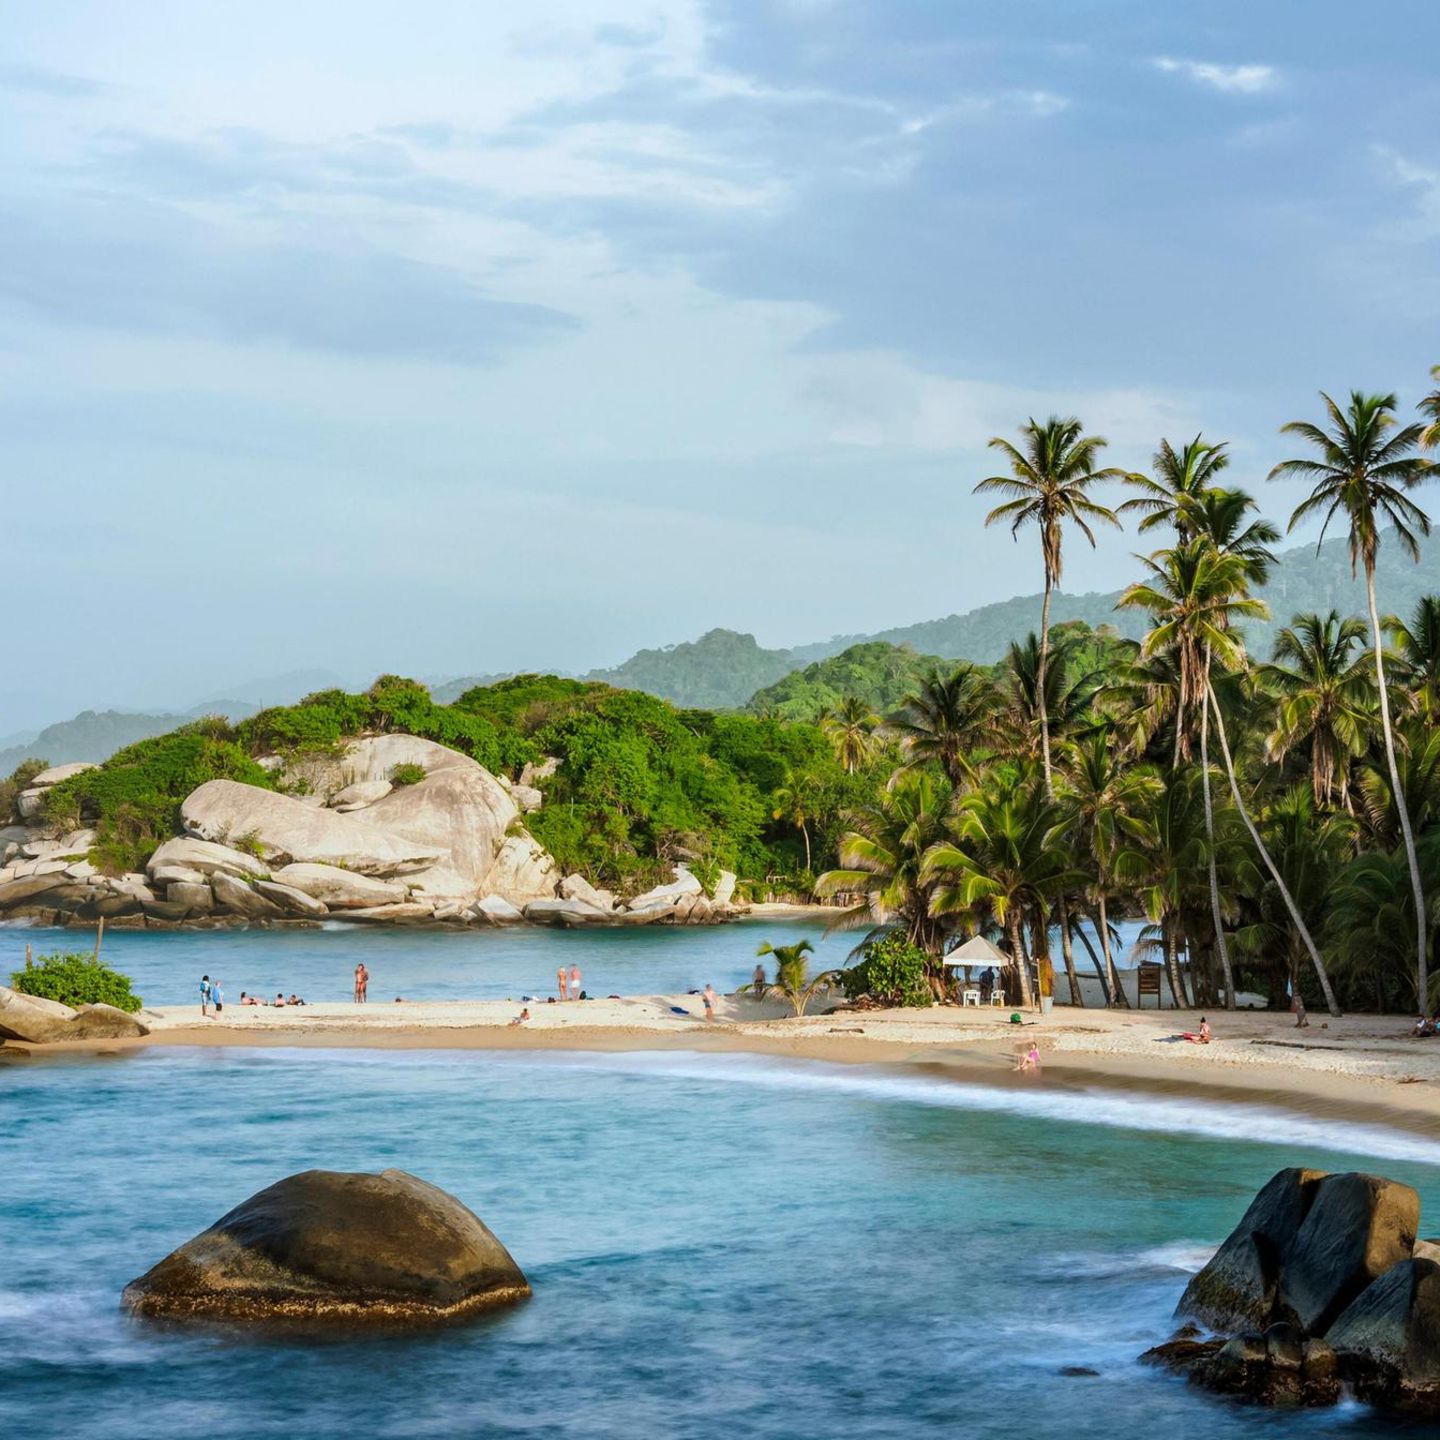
[1119,434,1231,540]
[1384,596,1440,716]
[1261,611,1374,809]
[975,416,1122,794]
[1057,730,1161,1007]
[820,696,880,775]
[752,939,842,1016]
[1271,390,1435,1004]
[923,769,1081,1008]
[772,768,821,873]
[890,664,994,789]
[996,631,1106,763]
[815,770,953,960]
[1421,364,1440,451]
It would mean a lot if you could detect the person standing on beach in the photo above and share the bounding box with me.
[200,974,212,1018]
[569,963,582,999]
[752,963,766,1000]
[703,983,717,1023]
[211,978,224,1014]
[354,963,369,1004]
[557,965,568,1002]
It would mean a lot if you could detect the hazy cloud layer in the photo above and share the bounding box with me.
[2,0,1438,733]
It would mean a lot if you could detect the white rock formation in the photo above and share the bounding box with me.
[626,866,704,912]
[330,780,392,811]
[473,895,525,924]
[147,837,271,881]
[483,834,559,903]
[254,880,329,917]
[270,862,408,910]
[559,874,616,911]
[211,871,283,919]
[181,780,443,876]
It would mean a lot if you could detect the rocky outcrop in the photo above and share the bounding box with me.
[271,863,408,910]
[473,894,525,925]
[559,874,616,911]
[147,837,271,881]
[254,880,329,918]
[484,834,559,903]
[523,897,610,927]
[0,985,149,1043]
[1154,1168,1438,1418]
[331,780,392,811]
[123,1168,529,1323]
[182,780,444,876]
[210,871,284,920]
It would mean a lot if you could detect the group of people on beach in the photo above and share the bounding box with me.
[556,964,583,1000]
[198,975,307,1016]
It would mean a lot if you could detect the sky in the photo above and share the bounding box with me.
[3,0,1439,733]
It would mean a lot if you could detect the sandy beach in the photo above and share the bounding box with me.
[11,993,1440,1135]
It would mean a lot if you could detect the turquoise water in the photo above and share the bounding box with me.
[0,921,1145,1008]
[4,1042,1440,1438]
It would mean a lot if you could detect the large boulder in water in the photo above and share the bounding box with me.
[123,1168,529,1323]
[1276,1173,1418,1335]
[1177,1169,1327,1332]
[0,986,148,1043]
[1326,1258,1440,1415]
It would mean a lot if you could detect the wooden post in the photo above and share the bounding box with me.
[24,943,32,968]
[93,916,105,960]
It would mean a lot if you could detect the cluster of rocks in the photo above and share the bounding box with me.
[1143,1167,1440,1416]
[123,1168,529,1324]
[0,983,149,1044]
[0,735,744,930]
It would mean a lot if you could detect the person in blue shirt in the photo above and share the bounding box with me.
[211,979,224,1014]
[200,975,212,1018]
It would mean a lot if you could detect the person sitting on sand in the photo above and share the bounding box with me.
[509,1007,530,1027]
[1181,1018,1212,1044]
[1413,1015,1435,1037]
[287,994,306,1007]
[1015,1041,1040,1073]
[240,991,261,1007]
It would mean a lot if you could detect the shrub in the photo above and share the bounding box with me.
[841,932,931,1007]
[390,762,426,786]
[10,953,144,1012]
[0,757,50,824]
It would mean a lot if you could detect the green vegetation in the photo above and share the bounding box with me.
[586,628,797,709]
[1,757,49,824]
[840,931,931,1007]
[9,952,143,1012]
[752,938,842,1016]
[746,642,943,723]
[390,762,426,786]
[43,727,274,875]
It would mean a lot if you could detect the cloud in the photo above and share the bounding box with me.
[0,62,106,98]
[0,196,577,364]
[1151,56,1277,95]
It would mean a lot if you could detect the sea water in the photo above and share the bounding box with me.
[0,919,1148,1008]
[4,1043,1438,1439]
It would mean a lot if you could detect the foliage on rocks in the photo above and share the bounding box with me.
[10,952,144,1012]
[840,931,933,1007]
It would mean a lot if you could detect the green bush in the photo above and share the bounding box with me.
[1,757,50,824]
[841,932,932,1007]
[10,953,144,1012]
[390,762,426,786]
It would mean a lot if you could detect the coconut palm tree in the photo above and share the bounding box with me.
[1384,595,1440,715]
[1270,390,1435,1003]
[1185,488,1281,583]
[752,939,843,1016]
[974,416,1123,793]
[1119,434,1231,540]
[1261,611,1374,809]
[890,664,994,789]
[771,769,820,873]
[821,696,879,775]
[996,631,1106,762]
[923,770,1081,1008]
[815,770,953,960]
[1057,730,1162,1007]
[1421,364,1440,451]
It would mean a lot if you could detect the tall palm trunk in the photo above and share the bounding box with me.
[1207,682,1341,1016]
[1366,560,1429,1005]
[1073,918,1111,1003]
[1200,643,1236,1009]
[1094,893,1129,1007]
[1038,574,1054,796]
[1006,910,1034,1007]
[1164,920,1183,1009]
[1058,900,1082,1006]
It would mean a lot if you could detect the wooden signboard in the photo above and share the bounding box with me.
[1136,963,1163,1007]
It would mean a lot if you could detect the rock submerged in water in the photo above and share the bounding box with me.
[123,1168,529,1324]
[1153,1167,1436,1418]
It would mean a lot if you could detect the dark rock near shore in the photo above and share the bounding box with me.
[1176,1168,1326,1332]
[123,1168,530,1324]
[1192,1325,1341,1408]
[1276,1173,1418,1335]
[1327,1258,1440,1415]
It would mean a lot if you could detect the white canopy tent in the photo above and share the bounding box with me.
[942,935,1011,970]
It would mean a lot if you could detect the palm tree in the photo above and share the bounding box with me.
[923,771,1081,1008]
[822,696,879,775]
[1057,731,1161,1007]
[1384,596,1440,715]
[975,416,1123,793]
[996,631,1106,762]
[1119,434,1231,540]
[752,939,843,1016]
[890,664,994,789]
[1270,390,1435,1004]
[815,770,953,960]
[771,769,820,873]
[1421,364,1440,451]
[1261,611,1374,809]
[1185,488,1280,582]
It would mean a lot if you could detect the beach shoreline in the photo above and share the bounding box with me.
[9,996,1440,1136]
